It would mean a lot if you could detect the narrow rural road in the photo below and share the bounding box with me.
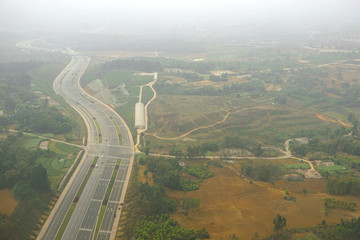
[135,72,157,152]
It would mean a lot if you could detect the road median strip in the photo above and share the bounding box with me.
[54,156,98,240]
[94,159,121,238]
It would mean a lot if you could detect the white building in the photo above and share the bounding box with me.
[135,102,145,129]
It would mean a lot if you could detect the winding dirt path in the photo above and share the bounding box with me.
[144,111,231,140]
[8,129,85,149]
[145,106,272,141]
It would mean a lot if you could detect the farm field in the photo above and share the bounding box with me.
[168,165,360,240]
[23,136,81,191]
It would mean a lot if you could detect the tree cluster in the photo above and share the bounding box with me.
[324,198,356,212]
[0,61,73,135]
[241,161,282,182]
[0,136,50,196]
[135,214,209,240]
[138,183,177,215]
[186,143,219,158]
[273,214,287,232]
[185,165,214,179]
[209,74,228,82]
[317,217,360,240]
[289,136,360,157]
[146,157,182,190]
[14,106,72,134]
[326,173,360,196]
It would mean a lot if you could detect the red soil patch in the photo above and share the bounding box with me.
[83,85,96,96]
[315,114,351,128]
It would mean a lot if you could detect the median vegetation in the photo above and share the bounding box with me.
[55,156,98,240]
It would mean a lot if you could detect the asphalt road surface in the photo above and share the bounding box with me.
[38,55,134,240]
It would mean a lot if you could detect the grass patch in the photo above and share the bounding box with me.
[54,142,79,154]
[103,159,121,202]
[317,165,348,174]
[24,137,42,149]
[142,85,154,105]
[103,70,153,89]
[94,205,106,238]
[282,164,311,170]
[48,142,78,155]
[116,96,137,129]
[93,118,102,143]
[59,150,84,192]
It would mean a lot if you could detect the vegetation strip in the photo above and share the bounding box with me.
[54,203,76,240]
[94,159,121,238]
[94,118,102,143]
[58,150,85,192]
[111,118,123,145]
[54,156,98,240]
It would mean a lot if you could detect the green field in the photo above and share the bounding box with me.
[103,70,153,89]
[317,165,349,175]
[35,141,81,190]
[142,85,154,105]
[24,137,43,149]
[282,164,311,170]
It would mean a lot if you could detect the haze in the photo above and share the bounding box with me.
[1,0,359,35]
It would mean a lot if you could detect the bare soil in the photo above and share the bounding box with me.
[138,165,153,186]
[315,113,351,128]
[39,140,49,150]
[0,189,18,216]
[168,166,360,240]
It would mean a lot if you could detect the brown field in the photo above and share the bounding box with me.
[138,165,154,186]
[0,189,18,216]
[146,94,338,153]
[168,165,360,240]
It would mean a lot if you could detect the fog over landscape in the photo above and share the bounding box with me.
[1,0,360,35]
[1,1,360,240]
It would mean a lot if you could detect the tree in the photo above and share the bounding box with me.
[348,112,356,124]
[273,214,287,232]
[253,143,264,157]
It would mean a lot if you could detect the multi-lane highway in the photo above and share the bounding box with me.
[37,55,134,240]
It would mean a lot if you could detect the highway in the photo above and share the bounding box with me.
[37,54,134,240]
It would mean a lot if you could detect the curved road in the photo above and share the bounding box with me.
[35,54,134,240]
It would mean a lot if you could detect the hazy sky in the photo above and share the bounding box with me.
[1,0,359,34]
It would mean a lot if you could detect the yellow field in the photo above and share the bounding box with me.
[168,165,360,239]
